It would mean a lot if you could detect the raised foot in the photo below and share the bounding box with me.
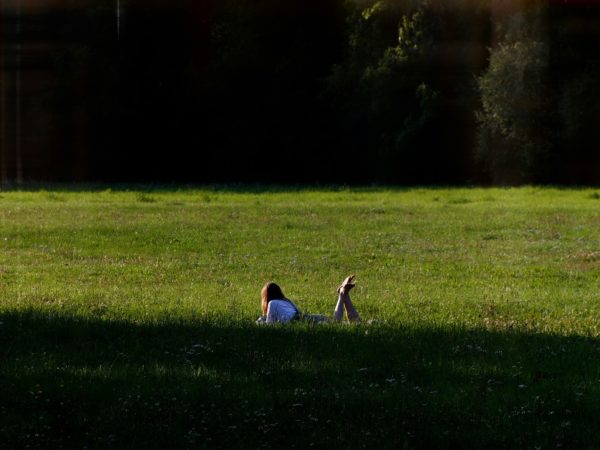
[337,274,356,294]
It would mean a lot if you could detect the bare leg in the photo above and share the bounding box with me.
[333,275,361,322]
[343,292,361,322]
[333,293,345,321]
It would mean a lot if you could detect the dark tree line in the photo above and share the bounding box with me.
[476,2,600,184]
[1,0,599,184]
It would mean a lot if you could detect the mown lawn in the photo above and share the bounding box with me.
[1,186,600,448]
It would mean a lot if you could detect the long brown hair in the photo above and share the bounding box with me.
[261,282,286,315]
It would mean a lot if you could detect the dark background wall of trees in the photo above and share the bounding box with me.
[1,0,599,185]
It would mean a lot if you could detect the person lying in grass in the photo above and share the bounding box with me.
[256,275,361,324]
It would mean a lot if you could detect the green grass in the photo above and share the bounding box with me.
[2,186,600,448]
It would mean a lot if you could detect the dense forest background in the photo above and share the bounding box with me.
[0,0,599,184]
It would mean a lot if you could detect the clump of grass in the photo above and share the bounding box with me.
[45,192,65,202]
[136,193,156,203]
[447,197,471,204]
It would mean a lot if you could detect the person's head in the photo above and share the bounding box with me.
[261,282,286,315]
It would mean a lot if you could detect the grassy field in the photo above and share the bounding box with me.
[2,186,600,448]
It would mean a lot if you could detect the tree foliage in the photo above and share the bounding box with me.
[325,0,480,183]
[476,37,551,183]
[477,3,600,184]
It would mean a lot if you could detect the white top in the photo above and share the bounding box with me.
[266,299,299,323]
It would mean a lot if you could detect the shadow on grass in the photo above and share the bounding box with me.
[2,311,600,449]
